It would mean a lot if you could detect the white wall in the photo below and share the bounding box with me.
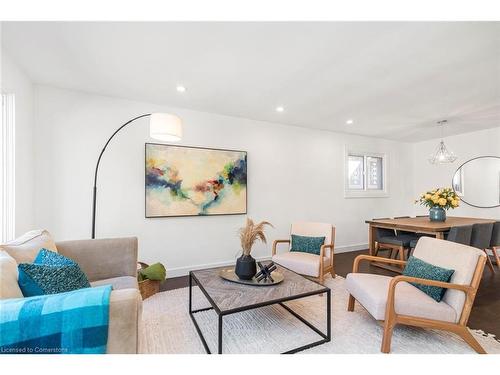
[413,126,500,218]
[34,86,415,276]
[1,52,35,236]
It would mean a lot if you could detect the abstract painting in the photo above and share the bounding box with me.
[145,143,247,217]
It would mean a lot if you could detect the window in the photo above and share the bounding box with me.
[345,150,387,198]
[1,93,15,242]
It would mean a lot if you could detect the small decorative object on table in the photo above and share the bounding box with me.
[219,262,284,286]
[415,187,460,222]
[255,261,277,282]
[137,262,166,300]
[235,218,273,280]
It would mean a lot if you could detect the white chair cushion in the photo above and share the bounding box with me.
[0,229,57,264]
[0,250,23,299]
[413,237,484,319]
[345,273,457,323]
[291,222,333,246]
[272,251,330,277]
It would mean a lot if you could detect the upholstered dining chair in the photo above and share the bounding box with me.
[345,237,487,353]
[487,221,500,269]
[272,222,335,284]
[372,217,394,255]
[373,217,415,266]
[410,225,473,249]
[471,223,495,273]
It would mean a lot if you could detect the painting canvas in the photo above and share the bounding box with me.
[145,143,247,217]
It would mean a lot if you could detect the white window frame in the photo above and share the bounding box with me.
[344,147,389,198]
[1,93,15,242]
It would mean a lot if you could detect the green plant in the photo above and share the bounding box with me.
[138,262,166,282]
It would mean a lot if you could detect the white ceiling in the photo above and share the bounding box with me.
[2,22,499,142]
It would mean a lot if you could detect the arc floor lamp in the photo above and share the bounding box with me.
[91,113,182,239]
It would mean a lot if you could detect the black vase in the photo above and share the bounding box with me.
[235,254,257,280]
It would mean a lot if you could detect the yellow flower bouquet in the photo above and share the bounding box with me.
[415,187,460,210]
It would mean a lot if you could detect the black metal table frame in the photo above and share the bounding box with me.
[188,270,331,354]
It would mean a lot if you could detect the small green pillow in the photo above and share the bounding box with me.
[290,235,325,255]
[403,256,454,302]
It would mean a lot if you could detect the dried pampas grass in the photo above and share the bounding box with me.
[239,218,273,256]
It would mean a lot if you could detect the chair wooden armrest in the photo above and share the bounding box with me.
[385,275,475,327]
[389,275,473,294]
[320,243,334,258]
[272,239,290,256]
[352,254,407,273]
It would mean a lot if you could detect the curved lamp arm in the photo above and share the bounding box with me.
[91,113,151,239]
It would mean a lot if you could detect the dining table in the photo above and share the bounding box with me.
[365,216,496,272]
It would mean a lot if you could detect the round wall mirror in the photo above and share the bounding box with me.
[452,156,500,208]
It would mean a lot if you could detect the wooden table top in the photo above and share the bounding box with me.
[191,264,327,313]
[365,216,496,232]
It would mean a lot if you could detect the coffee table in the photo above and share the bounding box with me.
[189,263,331,354]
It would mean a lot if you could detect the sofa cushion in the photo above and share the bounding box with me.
[1,229,57,264]
[91,276,138,290]
[18,249,91,297]
[272,251,330,277]
[345,273,457,323]
[0,250,23,299]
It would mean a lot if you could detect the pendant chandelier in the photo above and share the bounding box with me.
[428,120,457,164]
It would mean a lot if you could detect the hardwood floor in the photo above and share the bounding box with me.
[160,249,500,337]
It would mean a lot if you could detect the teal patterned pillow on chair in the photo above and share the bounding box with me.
[403,256,454,302]
[290,235,325,255]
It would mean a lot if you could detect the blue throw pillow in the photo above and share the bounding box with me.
[403,256,454,302]
[18,248,91,297]
[290,234,325,255]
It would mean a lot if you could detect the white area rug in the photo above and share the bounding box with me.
[139,276,500,354]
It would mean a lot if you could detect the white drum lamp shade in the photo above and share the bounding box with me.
[149,113,183,142]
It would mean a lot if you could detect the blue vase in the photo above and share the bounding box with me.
[429,207,446,222]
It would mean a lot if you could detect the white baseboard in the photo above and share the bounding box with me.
[166,243,368,278]
[335,243,369,254]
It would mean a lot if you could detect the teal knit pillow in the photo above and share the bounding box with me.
[18,248,90,297]
[290,235,325,255]
[403,256,454,302]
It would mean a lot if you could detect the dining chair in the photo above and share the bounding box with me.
[346,237,487,353]
[272,222,335,284]
[371,218,396,257]
[447,225,473,245]
[470,223,495,273]
[372,217,393,239]
[375,217,416,264]
[487,221,500,269]
[410,225,473,250]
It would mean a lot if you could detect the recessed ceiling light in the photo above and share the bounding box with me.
[176,85,186,93]
[346,119,354,125]
[276,106,285,113]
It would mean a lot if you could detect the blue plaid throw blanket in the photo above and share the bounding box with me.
[0,285,112,354]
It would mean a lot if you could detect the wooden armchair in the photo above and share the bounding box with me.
[345,237,487,353]
[272,222,335,284]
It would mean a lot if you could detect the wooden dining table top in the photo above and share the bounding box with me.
[365,216,496,232]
